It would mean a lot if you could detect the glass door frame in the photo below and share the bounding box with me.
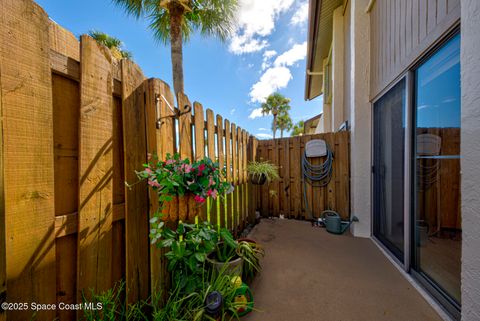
[410,29,461,320]
[370,26,461,320]
[371,77,408,264]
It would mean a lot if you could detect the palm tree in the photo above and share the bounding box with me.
[88,30,133,59]
[261,93,291,139]
[112,0,238,95]
[276,112,293,138]
[291,120,304,136]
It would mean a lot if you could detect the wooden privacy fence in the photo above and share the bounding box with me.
[255,132,350,220]
[0,1,256,320]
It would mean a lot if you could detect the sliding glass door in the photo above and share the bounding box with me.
[373,80,406,262]
[413,33,461,316]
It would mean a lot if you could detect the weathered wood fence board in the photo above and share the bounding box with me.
[78,35,114,297]
[0,1,56,321]
[256,132,350,220]
[121,59,149,303]
[0,21,5,321]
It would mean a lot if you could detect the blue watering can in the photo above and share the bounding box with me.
[321,210,359,234]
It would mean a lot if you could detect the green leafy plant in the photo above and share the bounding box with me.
[151,220,218,293]
[215,228,238,262]
[237,241,265,281]
[81,281,148,321]
[247,161,280,183]
[151,265,250,321]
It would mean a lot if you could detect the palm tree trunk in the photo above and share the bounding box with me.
[281,129,284,138]
[169,4,184,95]
[273,115,277,139]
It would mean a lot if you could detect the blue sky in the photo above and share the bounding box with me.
[37,0,323,138]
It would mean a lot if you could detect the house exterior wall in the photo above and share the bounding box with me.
[331,6,345,131]
[460,2,480,320]
[343,0,352,125]
[314,114,324,134]
[347,0,371,237]
[369,0,460,99]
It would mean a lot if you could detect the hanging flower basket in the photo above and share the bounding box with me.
[131,153,233,225]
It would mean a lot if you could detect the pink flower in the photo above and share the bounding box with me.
[148,180,161,188]
[208,177,214,187]
[144,168,153,174]
[207,189,218,199]
[166,159,175,165]
[181,163,193,173]
[194,195,206,203]
[197,164,206,176]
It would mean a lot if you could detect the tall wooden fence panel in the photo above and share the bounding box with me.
[256,132,350,220]
[0,1,256,320]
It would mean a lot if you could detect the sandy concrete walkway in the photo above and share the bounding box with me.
[243,219,443,321]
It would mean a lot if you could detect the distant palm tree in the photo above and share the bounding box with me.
[88,30,132,59]
[261,93,291,139]
[112,0,238,96]
[276,112,293,138]
[291,120,304,136]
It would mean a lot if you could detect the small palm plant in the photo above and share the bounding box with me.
[112,0,238,95]
[88,30,132,59]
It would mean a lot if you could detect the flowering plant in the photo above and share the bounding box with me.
[136,153,233,206]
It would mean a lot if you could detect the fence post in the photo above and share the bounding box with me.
[247,136,258,224]
[216,115,226,228]
[224,120,233,230]
[178,92,194,222]
[193,102,207,222]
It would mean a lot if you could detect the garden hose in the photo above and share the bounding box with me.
[302,143,334,220]
[234,283,254,316]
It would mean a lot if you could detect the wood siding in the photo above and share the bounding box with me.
[370,0,460,99]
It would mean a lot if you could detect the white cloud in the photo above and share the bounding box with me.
[261,50,277,70]
[259,127,268,131]
[256,133,273,139]
[249,66,292,103]
[291,2,309,26]
[248,108,264,119]
[230,108,236,115]
[274,42,307,67]
[229,35,268,54]
[229,0,295,54]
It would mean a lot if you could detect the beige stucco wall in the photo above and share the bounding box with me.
[331,6,345,131]
[461,1,480,320]
[314,114,324,134]
[348,0,371,237]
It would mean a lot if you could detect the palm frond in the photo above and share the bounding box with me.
[111,0,150,18]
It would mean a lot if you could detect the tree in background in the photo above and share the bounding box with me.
[261,93,291,139]
[88,30,133,59]
[276,112,293,138]
[291,120,305,136]
[112,0,237,96]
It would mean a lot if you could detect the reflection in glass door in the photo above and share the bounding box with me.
[413,33,461,316]
[373,80,406,262]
